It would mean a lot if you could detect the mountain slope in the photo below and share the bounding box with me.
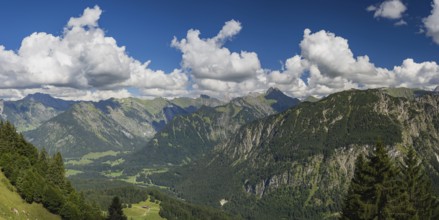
[0,170,60,220]
[25,96,222,158]
[150,89,439,219]
[0,94,75,132]
[128,88,300,170]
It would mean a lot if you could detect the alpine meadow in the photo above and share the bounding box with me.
[1,1,439,219]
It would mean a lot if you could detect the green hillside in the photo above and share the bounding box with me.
[0,171,60,220]
[0,121,102,219]
[149,89,439,219]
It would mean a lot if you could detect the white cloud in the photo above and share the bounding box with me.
[423,0,439,44]
[0,6,438,102]
[392,59,439,89]
[394,19,407,26]
[172,20,261,82]
[67,5,102,28]
[368,0,407,20]
[267,29,439,98]
[0,6,188,100]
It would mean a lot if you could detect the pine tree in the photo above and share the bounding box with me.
[341,142,412,219]
[107,196,127,220]
[402,147,438,219]
[47,152,65,188]
[341,154,376,219]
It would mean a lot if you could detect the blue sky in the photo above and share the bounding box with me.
[0,0,438,100]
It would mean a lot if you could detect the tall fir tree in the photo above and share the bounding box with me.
[401,147,438,219]
[341,154,376,219]
[107,196,127,220]
[46,152,65,188]
[341,142,413,219]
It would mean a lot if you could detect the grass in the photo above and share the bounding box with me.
[141,168,169,175]
[101,170,124,178]
[65,169,83,177]
[0,171,60,220]
[123,199,165,220]
[103,158,125,167]
[82,150,120,160]
[65,150,121,166]
[65,158,93,166]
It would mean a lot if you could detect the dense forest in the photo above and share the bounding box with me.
[0,121,103,219]
[0,118,235,220]
[342,142,439,219]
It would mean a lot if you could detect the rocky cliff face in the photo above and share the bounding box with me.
[155,89,439,219]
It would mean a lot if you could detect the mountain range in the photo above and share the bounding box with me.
[145,88,439,219]
[0,88,297,159]
[3,87,439,219]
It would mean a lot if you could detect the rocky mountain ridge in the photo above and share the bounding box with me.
[150,88,439,219]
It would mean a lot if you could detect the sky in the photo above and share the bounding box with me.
[0,0,438,101]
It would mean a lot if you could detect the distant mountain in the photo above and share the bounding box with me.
[150,89,439,219]
[23,93,76,111]
[127,88,300,167]
[0,94,76,132]
[24,96,222,158]
[264,87,300,112]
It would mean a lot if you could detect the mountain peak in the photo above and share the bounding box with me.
[264,87,300,112]
[435,86,439,92]
[200,94,211,99]
[24,92,54,100]
[265,87,282,95]
[23,93,76,111]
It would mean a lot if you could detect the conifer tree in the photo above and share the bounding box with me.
[341,142,412,219]
[341,154,375,219]
[107,196,127,220]
[402,147,438,219]
[47,152,65,188]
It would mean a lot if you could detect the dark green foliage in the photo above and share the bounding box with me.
[341,155,375,219]
[107,197,127,220]
[16,168,45,203]
[46,152,66,187]
[42,185,64,213]
[341,144,439,220]
[402,147,439,219]
[0,121,103,219]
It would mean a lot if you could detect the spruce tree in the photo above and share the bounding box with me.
[341,142,412,219]
[402,147,438,219]
[341,154,375,219]
[107,196,127,220]
[367,142,411,219]
[47,152,65,188]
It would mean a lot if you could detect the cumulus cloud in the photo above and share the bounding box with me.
[268,29,439,98]
[172,20,261,83]
[0,5,188,100]
[67,5,102,28]
[1,6,439,101]
[367,0,407,20]
[423,0,439,44]
[171,20,439,99]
